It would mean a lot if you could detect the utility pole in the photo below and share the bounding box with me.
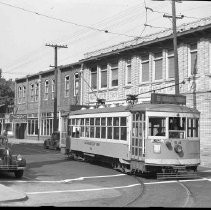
[163,0,183,95]
[45,44,68,132]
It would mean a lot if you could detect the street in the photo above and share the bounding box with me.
[0,142,211,207]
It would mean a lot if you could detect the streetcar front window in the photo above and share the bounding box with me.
[149,117,166,137]
[169,117,185,139]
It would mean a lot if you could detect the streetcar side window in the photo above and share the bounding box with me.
[68,116,127,141]
[85,118,90,138]
[187,118,199,138]
[101,118,106,139]
[107,117,113,139]
[148,117,166,137]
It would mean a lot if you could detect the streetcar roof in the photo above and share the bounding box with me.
[69,103,200,116]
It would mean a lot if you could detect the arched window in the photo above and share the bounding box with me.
[74,73,79,96]
[44,80,49,100]
[65,75,70,97]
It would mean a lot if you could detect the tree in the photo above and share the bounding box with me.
[0,74,15,113]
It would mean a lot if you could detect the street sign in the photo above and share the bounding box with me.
[151,93,186,105]
[10,114,27,123]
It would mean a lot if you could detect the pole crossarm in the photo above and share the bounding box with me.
[163,14,184,19]
[45,44,68,48]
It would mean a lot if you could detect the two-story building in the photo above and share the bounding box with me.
[14,62,82,140]
[80,16,211,149]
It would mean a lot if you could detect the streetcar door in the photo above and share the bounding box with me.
[131,112,145,160]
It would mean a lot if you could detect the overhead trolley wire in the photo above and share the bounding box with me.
[0,1,139,39]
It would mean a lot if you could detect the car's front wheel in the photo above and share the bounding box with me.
[14,170,24,178]
[44,142,48,149]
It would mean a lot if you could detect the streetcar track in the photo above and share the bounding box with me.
[177,180,195,207]
[124,176,145,207]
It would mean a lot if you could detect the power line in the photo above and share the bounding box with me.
[2,3,145,74]
[0,1,139,39]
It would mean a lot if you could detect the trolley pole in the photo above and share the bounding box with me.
[45,44,68,132]
[163,0,183,95]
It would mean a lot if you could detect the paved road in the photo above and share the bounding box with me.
[0,141,211,207]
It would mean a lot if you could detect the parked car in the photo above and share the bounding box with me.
[43,131,60,150]
[0,138,26,178]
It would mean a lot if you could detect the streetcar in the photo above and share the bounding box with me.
[61,94,200,179]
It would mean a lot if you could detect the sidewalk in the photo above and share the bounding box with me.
[8,137,44,144]
[0,184,27,203]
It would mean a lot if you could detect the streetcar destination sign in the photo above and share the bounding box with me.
[151,93,186,105]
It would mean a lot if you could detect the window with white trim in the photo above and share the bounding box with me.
[65,75,70,97]
[28,118,38,135]
[154,51,163,81]
[52,79,55,99]
[189,43,197,75]
[44,80,49,100]
[74,73,79,96]
[91,66,97,90]
[34,82,39,102]
[167,49,175,78]
[100,64,107,88]
[22,86,26,103]
[141,54,150,82]
[126,59,131,85]
[110,61,118,87]
[30,84,34,102]
[18,86,22,104]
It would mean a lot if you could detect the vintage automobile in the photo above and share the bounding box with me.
[0,138,26,178]
[43,131,60,150]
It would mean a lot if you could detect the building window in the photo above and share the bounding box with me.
[34,82,39,102]
[126,59,131,85]
[18,86,22,104]
[91,66,97,90]
[167,49,175,78]
[74,73,80,96]
[44,80,49,100]
[100,64,107,88]
[22,86,26,103]
[65,75,70,97]
[110,61,118,87]
[189,43,197,75]
[30,84,34,102]
[154,51,163,81]
[27,118,38,135]
[52,79,55,99]
[141,54,150,82]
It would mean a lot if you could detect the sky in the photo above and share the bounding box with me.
[1,0,211,81]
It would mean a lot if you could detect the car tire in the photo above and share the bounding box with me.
[14,170,24,178]
[44,142,48,149]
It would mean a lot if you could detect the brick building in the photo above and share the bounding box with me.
[80,17,211,149]
[14,62,82,140]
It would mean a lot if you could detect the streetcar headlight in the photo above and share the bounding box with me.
[17,154,23,161]
[174,144,183,154]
